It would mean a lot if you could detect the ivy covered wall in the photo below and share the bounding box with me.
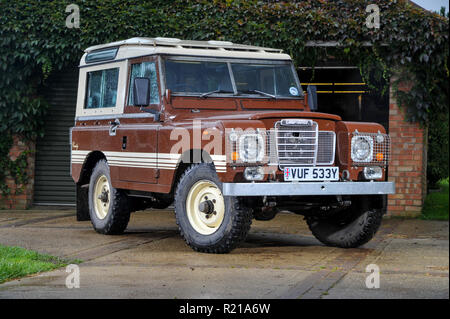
[0,0,448,198]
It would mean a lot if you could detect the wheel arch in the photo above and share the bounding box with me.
[169,149,216,194]
[77,151,107,186]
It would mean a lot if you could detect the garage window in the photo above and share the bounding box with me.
[85,68,119,109]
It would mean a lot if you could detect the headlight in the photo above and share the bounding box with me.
[363,167,383,180]
[244,167,264,181]
[351,135,373,162]
[238,133,265,162]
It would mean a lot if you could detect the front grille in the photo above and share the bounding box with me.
[317,131,336,165]
[275,120,318,167]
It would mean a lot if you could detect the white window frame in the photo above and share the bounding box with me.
[76,61,128,117]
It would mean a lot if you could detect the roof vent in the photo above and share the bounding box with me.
[155,37,181,43]
[208,40,233,46]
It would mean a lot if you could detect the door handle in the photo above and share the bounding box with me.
[109,119,120,136]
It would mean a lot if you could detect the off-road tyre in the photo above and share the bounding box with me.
[88,160,130,235]
[174,163,252,253]
[306,196,384,248]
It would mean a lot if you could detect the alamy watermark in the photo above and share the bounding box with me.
[365,264,380,289]
[66,4,80,29]
[65,264,80,289]
[366,4,380,29]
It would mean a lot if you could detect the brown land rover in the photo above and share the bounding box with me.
[71,37,395,253]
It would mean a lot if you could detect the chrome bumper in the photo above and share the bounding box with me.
[222,181,395,196]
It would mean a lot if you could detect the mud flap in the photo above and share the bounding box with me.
[76,184,90,221]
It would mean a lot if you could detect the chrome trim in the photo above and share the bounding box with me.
[275,120,319,168]
[75,113,156,121]
[222,181,395,196]
[109,118,120,136]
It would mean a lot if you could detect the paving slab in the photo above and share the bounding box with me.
[0,209,448,299]
[323,271,449,299]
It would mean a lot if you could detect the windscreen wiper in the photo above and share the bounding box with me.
[238,89,276,99]
[200,89,234,98]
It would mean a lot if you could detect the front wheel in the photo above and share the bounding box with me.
[306,196,384,248]
[88,160,130,235]
[174,164,252,253]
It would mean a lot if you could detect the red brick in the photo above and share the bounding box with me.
[387,78,426,217]
[0,135,35,210]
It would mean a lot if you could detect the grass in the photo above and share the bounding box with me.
[0,244,74,284]
[421,178,449,221]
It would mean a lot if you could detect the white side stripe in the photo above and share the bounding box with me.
[71,150,227,172]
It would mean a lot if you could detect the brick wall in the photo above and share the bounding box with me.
[387,82,427,217]
[0,135,36,209]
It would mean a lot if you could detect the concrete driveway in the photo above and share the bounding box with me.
[0,209,448,299]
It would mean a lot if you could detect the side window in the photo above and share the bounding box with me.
[128,62,160,105]
[85,68,119,109]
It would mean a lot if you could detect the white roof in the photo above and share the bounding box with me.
[81,37,292,65]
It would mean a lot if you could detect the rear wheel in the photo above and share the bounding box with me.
[306,196,384,248]
[174,164,252,253]
[88,160,130,235]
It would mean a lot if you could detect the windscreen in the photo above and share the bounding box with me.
[164,58,302,98]
[165,60,234,94]
[231,63,301,97]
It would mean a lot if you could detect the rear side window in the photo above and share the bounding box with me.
[128,62,160,105]
[85,68,119,109]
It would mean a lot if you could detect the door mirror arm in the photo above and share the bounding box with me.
[139,107,160,121]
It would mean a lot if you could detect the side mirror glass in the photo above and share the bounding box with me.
[133,77,150,106]
[307,85,318,111]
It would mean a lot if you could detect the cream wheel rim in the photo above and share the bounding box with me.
[186,180,225,235]
[94,175,110,220]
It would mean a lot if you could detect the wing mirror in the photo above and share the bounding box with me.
[133,77,150,106]
[133,77,161,121]
[307,85,318,111]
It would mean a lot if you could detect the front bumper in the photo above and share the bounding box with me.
[222,181,395,196]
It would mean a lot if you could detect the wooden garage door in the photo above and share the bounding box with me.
[33,68,78,205]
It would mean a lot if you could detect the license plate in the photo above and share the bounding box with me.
[284,167,339,181]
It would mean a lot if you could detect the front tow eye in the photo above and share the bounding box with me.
[198,200,214,214]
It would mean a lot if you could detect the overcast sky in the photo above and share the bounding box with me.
[413,0,449,13]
